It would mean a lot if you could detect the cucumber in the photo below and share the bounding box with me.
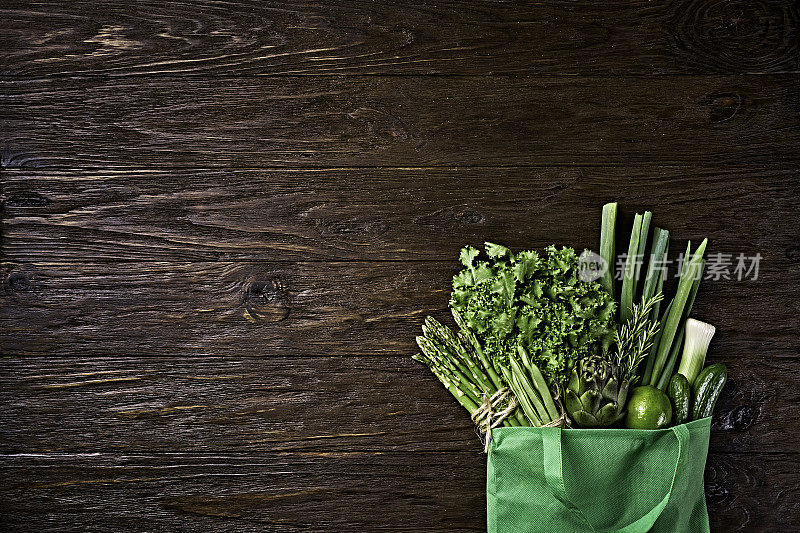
[692,364,727,420]
[667,374,691,425]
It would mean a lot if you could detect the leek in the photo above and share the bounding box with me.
[641,227,669,320]
[677,318,716,385]
[655,259,706,390]
[642,299,672,384]
[600,202,618,298]
[621,212,652,324]
[649,238,708,386]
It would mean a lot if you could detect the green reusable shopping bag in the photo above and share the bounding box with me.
[487,418,711,532]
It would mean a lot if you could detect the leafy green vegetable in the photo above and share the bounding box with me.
[450,243,616,389]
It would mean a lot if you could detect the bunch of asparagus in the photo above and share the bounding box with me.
[413,311,529,427]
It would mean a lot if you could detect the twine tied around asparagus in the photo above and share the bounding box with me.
[474,389,568,451]
[472,387,518,453]
[542,413,567,427]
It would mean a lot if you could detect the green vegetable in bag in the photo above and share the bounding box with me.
[693,363,727,420]
[565,293,661,427]
[667,374,691,425]
[450,243,615,389]
[625,385,672,429]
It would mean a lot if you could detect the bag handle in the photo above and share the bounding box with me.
[541,424,690,533]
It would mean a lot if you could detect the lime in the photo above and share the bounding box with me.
[625,385,673,429]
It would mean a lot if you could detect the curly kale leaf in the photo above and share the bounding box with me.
[450,242,616,388]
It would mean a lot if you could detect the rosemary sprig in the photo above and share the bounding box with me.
[615,292,663,383]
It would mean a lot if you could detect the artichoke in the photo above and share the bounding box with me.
[565,355,630,427]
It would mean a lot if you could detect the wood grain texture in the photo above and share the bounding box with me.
[2,167,799,262]
[1,260,797,356]
[0,451,488,532]
[1,0,797,77]
[3,75,800,168]
[0,451,798,532]
[0,357,795,455]
[2,0,799,530]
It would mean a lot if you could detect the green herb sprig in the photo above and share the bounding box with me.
[615,293,663,383]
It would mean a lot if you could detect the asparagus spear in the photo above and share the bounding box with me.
[414,316,527,427]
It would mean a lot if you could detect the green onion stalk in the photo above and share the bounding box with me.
[640,227,670,325]
[654,259,706,390]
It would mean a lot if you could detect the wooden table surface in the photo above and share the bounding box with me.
[2,1,799,531]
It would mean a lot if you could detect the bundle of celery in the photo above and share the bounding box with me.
[414,203,728,434]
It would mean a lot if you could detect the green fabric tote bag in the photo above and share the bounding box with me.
[487,417,711,532]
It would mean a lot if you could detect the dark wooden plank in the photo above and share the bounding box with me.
[0,450,797,532]
[1,260,796,356]
[0,451,486,532]
[2,167,799,262]
[0,356,795,455]
[704,453,800,532]
[1,0,797,77]
[3,75,799,168]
